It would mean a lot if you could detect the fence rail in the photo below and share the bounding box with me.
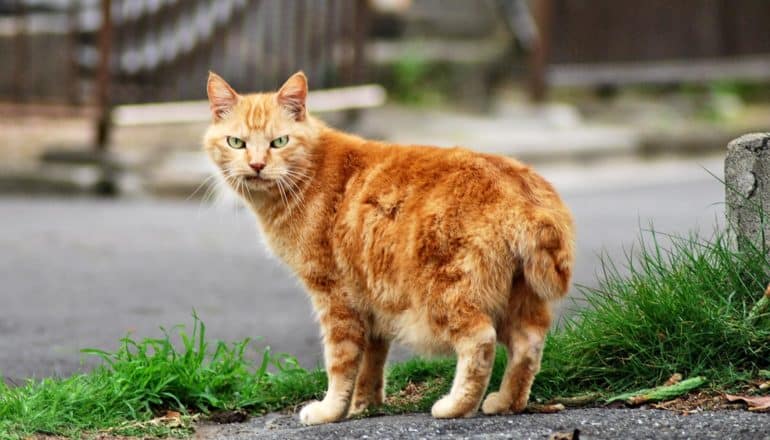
[1,0,369,152]
[538,0,770,92]
[2,0,368,105]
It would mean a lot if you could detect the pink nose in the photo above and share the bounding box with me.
[249,162,265,173]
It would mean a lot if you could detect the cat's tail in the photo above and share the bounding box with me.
[519,213,574,302]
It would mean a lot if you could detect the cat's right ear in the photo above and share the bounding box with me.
[207,72,239,121]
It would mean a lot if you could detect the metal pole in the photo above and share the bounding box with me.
[12,0,29,114]
[95,0,113,151]
[352,0,369,85]
[528,0,552,103]
[67,0,80,105]
[94,0,116,194]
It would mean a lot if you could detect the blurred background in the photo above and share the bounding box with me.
[1,0,769,384]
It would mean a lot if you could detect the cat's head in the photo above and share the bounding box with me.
[203,72,318,197]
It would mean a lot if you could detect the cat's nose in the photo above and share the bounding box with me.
[249,162,266,173]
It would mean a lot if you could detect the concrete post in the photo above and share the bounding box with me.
[725,133,770,250]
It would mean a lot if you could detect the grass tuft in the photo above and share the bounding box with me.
[0,315,325,439]
[534,227,770,399]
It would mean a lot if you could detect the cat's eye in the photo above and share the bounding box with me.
[270,135,289,148]
[226,136,246,149]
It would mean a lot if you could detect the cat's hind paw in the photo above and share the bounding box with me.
[346,400,370,417]
[347,390,384,417]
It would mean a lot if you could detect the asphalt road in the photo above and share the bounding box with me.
[0,156,725,382]
[198,409,770,440]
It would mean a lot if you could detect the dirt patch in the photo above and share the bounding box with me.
[385,381,435,407]
[208,409,249,424]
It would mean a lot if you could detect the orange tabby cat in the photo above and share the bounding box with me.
[203,72,575,425]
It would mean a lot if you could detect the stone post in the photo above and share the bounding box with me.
[725,133,770,251]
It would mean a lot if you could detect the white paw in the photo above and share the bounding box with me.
[299,400,343,425]
[431,395,474,419]
[481,392,509,415]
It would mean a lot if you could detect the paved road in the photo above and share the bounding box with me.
[0,156,725,382]
[198,409,770,440]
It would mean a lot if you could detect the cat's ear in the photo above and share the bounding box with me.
[207,72,239,121]
[277,71,308,121]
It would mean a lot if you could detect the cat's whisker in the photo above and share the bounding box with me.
[284,166,311,176]
[196,170,236,220]
[282,177,300,210]
[235,176,247,214]
[283,174,306,211]
[284,169,312,194]
[284,168,312,181]
[187,173,219,202]
[200,173,226,206]
[276,177,289,209]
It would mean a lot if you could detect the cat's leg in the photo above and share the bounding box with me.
[482,284,551,414]
[431,309,497,419]
[299,302,366,425]
[348,335,390,416]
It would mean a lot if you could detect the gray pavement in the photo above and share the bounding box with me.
[0,156,726,383]
[197,409,770,440]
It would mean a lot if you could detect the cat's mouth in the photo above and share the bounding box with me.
[242,174,275,187]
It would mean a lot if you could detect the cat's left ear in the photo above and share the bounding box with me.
[277,71,308,121]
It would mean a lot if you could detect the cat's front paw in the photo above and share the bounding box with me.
[299,400,344,425]
[431,395,476,419]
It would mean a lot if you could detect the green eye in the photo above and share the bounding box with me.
[270,135,289,148]
[226,136,245,149]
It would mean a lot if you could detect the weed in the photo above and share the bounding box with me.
[0,315,324,439]
[534,227,770,399]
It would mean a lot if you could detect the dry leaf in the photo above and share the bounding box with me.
[158,410,183,427]
[527,403,565,413]
[98,409,192,434]
[664,373,683,386]
[725,394,770,412]
[552,393,601,407]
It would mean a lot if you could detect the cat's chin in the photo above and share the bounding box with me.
[243,176,272,188]
[228,176,275,195]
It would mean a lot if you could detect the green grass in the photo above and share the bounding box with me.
[534,227,770,399]
[0,316,326,438]
[2,224,769,438]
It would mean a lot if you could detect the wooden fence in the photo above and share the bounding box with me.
[1,0,369,147]
[536,0,770,90]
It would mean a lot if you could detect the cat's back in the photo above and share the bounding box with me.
[324,132,572,269]
[334,138,566,218]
